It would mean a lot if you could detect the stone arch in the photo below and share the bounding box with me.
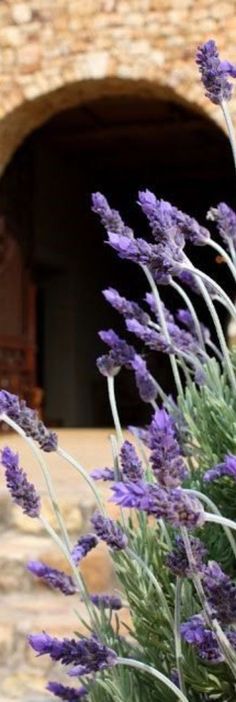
[0,76,221,175]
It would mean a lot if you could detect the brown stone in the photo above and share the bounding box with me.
[17,43,41,72]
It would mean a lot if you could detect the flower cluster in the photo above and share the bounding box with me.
[27,561,76,595]
[0,389,57,451]
[1,446,40,518]
[29,632,117,675]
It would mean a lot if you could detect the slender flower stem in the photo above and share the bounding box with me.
[174,578,187,697]
[39,514,99,631]
[126,546,174,628]
[170,278,206,349]
[107,376,123,446]
[116,657,190,702]
[185,489,236,560]
[205,512,236,532]
[183,263,236,322]
[207,238,236,282]
[142,264,183,396]
[184,269,236,392]
[221,100,236,173]
[206,338,223,362]
[0,413,71,551]
[228,238,236,267]
[57,446,105,515]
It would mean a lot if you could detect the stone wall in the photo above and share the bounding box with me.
[0,0,235,172]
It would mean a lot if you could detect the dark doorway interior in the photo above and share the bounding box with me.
[0,92,235,426]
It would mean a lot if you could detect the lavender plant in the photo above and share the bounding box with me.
[2,39,236,702]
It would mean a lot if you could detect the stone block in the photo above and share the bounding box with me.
[12,4,32,24]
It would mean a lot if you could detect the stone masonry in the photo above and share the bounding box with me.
[0,1,235,174]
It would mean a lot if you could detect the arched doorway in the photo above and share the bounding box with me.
[0,83,234,427]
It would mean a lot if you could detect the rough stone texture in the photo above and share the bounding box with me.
[0,0,235,173]
[0,429,130,700]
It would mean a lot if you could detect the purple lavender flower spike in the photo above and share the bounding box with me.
[208,202,236,249]
[91,192,133,238]
[99,330,136,368]
[126,318,171,353]
[203,560,236,624]
[204,454,236,482]
[181,615,230,664]
[90,594,122,610]
[166,535,207,577]
[96,354,120,377]
[27,561,76,595]
[181,615,208,645]
[196,40,236,104]
[71,534,98,565]
[0,389,57,452]
[29,632,117,674]
[103,288,149,325]
[91,511,128,550]
[90,467,115,481]
[1,447,40,517]
[145,294,175,323]
[47,682,88,701]
[120,440,144,482]
[131,354,158,403]
[138,191,185,247]
[148,409,188,487]
[111,481,205,528]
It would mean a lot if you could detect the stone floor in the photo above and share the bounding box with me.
[0,429,128,701]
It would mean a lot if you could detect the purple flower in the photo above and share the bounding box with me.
[181,616,224,663]
[71,534,98,565]
[0,390,57,452]
[107,232,182,282]
[1,447,40,518]
[145,294,174,323]
[166,535,207,577]
[148,409,188,487]
[111,481,205,529]
[47,682,87,701]
[90,467,115,481]
[91,511,128,550]
[138,191,184,247]
[208,202,236,248]
[177,270,215,297]
[29,632,117,674]
[27,561,76,595]
[91,192,133,238]
[204,454,236,483]
[174,209,210,246]
[99,330,136,368]
[90,594,122,610]
[131,354,158,403]
[181,615,207,645]
[196,40,236,104]
[103,288,149,325]
[203,560,236,624]
[96,354,120,377]
[120,440,143,482]
[126,318,171,353]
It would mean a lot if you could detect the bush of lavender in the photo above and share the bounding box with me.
[3,40,236,702]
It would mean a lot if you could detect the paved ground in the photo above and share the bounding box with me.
[0,428,128,702]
